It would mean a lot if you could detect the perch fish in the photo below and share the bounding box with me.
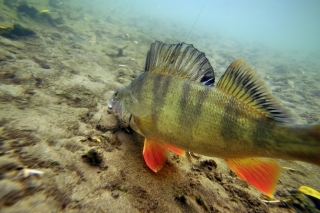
[109,41,320,197]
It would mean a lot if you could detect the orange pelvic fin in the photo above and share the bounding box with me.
[143,138,168,172]
[166,144,185,156]
[225,158,281,198]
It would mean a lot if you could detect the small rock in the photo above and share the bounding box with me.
[111,192,119,199]
[97,114,118,132]
[214,172,222,182]
[117,77,125,83]
[200,159,217,170]
[88,135,101,143]
[32,57,50,69]
[101,132,119,146]
[287,80,295,88]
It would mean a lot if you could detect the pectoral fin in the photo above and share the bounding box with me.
[225,158,280,198]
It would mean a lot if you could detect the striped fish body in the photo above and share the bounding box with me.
[110,41,320,197]
[122,71,318,162]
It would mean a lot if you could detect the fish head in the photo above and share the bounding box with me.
[108,73,149,135]
[108,86,133,129]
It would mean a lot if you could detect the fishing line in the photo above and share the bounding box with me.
[184,0,208,43]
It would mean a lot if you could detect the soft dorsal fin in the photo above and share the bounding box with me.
[217,59,293,122]
[145,41,215,86]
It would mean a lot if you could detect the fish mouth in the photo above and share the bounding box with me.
[108,97,122,116]
[108,98,117,113]
[108,97,131,128]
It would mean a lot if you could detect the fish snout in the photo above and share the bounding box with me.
[108,102,113,110]
[108,97,118,113]
[108,95,124,118]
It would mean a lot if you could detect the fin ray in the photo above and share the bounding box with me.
[217,59,293,122]
[225,158,281,198]
[143,138,167,172]
[145,41,215,86]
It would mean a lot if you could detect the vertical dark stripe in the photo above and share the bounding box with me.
[151,74,162,132]
[180,83,211,114]
[179,81,192,117]
[132,72,147,101]
[178,82,193,144]
[152,74,162,107]
[152,75,171,111]
[250,118,275,149]
[178,83,210,130]
[194,86,210,116]
[220,98,241,145]
[161,76,171,103]
[152,74,172,131]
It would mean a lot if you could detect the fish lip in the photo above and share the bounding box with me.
[108,98,119,114]
[108,97,124,120]
[108,97,115,110]
[108,91,132,129]
[108,103,113,110]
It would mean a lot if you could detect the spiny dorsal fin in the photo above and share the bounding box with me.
[217,59,293,122]
[145,41,215,86]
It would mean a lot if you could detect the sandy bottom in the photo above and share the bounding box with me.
[1,1,320,212]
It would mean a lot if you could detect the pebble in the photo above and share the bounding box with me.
[287,80,295,88]
[111,192,119,199]
[96,114,118,132]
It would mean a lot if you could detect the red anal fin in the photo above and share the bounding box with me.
[166,144,185,156]
[225,158,281,198]
[143,138,167,172]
